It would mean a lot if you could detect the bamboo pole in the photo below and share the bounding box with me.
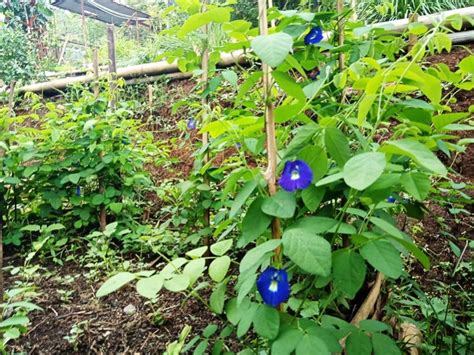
[336,0,345,71]
[107,25,117,109]
[17,50,244,94]
[201,0,211,246]
[93,48,99,97]
[258,0,281,262]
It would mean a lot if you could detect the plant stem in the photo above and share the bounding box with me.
[258,0,282,307]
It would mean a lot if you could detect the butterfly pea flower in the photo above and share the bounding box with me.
[387,196,396,203]
[235,142,242,149]
[278,160,313,192]
[257,267,290,308]
[187,118,197,130]
[76,186,81,197]
[304,26,323,45]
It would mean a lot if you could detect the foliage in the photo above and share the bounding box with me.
[0,0,52,33]
[357,0,474,22]
[0,84,163,251]
[0,286,42,351]
[0,25,37,87]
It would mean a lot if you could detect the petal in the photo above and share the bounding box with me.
[294,160,313,189]
[304,27,323,45]
[278,161,298,192]
[257,268,291,308]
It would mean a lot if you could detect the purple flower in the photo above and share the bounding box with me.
[187,118,197,130]
[387,196,396,203]
[257,267,290,308]
[76,186,81,197]
[278,160,313,192]
[304,26,323,45]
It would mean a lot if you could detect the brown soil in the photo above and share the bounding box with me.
[404,44,474,312]
[6,260,234,354]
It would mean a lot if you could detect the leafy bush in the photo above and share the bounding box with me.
[0,85,163,248]
[0,25,36,88]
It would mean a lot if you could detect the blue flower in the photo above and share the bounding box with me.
[304,27,323,45]
[278,160,313,192]
[76,186,81,197]
[257,267,290,308]
[387,196,396,203]
[235,142,242,150]
[187,118,197,130]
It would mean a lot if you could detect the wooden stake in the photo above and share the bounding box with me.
[258,0,281,261]
[408,13,419,50]
[201,0,211,245]
[7,81,16,115]
[147,84,153,109]
[107,25,117,109]
[337,0,345,71]
[93,48,99,98]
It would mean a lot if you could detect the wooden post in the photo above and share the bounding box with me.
[80,0,89,63]
[350,0,357,21]
[408,13,419,50]
[107,25,117,109]
[201,0,211,246]
[93,48,99,97]
[147,84,153,109]
[258,0,281,263]
[337,0,345,71]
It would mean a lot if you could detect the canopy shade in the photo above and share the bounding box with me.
[52,0,150,26]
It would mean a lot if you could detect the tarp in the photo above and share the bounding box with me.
[52,0,150,26]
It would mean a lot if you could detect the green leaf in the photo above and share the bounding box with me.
[209,256,231,282]
[315,172,343,186]
[432,112,469,130]
[283,229,331,276]
[186,246,208,259]
[178,7,231,38]
[0,315,29,328]
[239,239,282,274]
[230,179,257,218]
[253,305,280,340]
[210,283,226,314]
[108,202,123,214]
[358,94,377,126]
[332,250,366,299]
[296,333,330,355]
[301,185,325,212]
[96,272,136,297]
[346,331,372,355]
[401,171,430,201]
[359,319,391,332]
[298,145,328,182]
[251,32,294,67]
[261,191,296,219]
[164,274,190,292]
[343,152,386,191]
[272,326,304,355]
[380,139,446,176]
[222,69,238,87]
[183,258,206,285]
[240,197,272,246]
[372,333,401,355]
[324,127,351,168]
[288,217,337,235]
[236,71,263,104]
[92,194,105,206]
[272,71,306,102]
[210,239,233,256]
[136,274,164,299]
[360,240,403,279]
[458,56,474,74]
